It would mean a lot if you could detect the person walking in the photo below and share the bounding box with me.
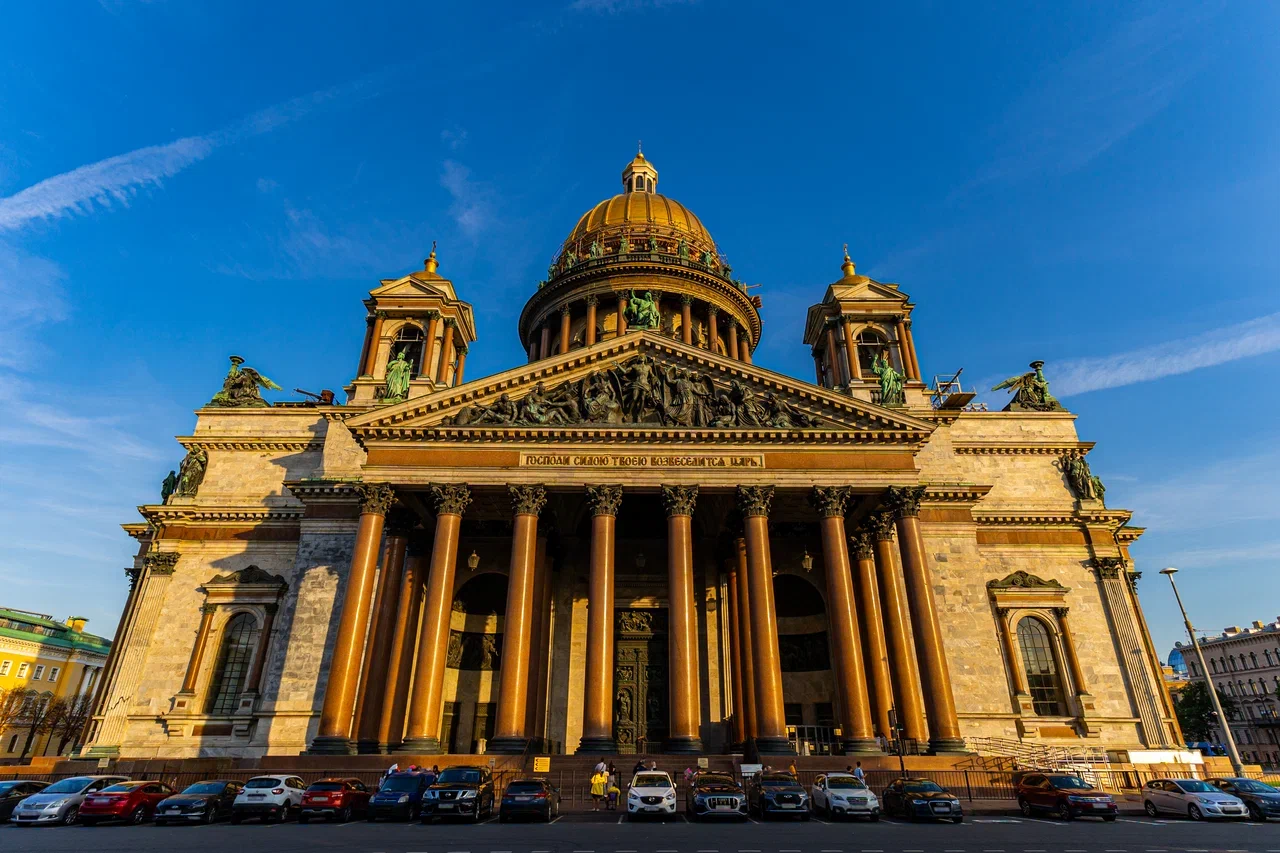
[853,761,865,782]
[590,768,609,811]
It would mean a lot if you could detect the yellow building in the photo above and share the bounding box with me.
[0,608,109,759]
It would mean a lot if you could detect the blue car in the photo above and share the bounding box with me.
[367,773,431,822]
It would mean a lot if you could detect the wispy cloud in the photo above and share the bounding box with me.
[440,160,494,239]
[441,127,468,151]
[0,74,380,233]
[0,243,68,369]
[1052,311,1280,397]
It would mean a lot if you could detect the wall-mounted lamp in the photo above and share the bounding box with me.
[801,550,813,572]
[467,550,480,572]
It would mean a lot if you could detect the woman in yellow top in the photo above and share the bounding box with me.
[590,770,609,811]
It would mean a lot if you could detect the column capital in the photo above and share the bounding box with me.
[680,293,694,306]
[144,551,180,575]
[354,483,397,516]
[385,506,418,537]
[995,606,1012,619]
[442,316,458,328]
[707,304,718,316]
[375,309,388,319]
[736,485,773,518]
[661,485,699,517]
[508,484,547,517]
[585,484,623,517]
[809,485,850,518]
[884,485,927,519]
[1091,556,1125,579]
[199,602,218,615]
[263,602,280,616]
[428,483,471,517]
[1052,606,1070,619]
[866,510,897,541]
[586,293,599,306]
[841,313,858,324]
[849,529,875,559]
[560,304,572,316]
[425,309,442,320]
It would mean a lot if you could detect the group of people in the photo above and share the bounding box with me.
[588,761,624,811]
[381,763,442,786]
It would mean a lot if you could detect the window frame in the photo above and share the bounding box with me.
[1016,616,1067,716]
[204,611,260,715]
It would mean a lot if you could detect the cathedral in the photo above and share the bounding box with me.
[82,153,1181,760]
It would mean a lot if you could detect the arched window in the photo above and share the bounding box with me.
[1266,650,1273,666]
[205,613,259,715]
[1211,659,1219,674]
[1017,617,1065,716]
[392,324,426,378]
[1251,652,1259,668]
[856,329,891,375]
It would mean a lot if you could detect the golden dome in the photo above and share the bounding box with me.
[563,191,716,249]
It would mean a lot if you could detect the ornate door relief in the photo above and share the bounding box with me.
[614,608,667,752]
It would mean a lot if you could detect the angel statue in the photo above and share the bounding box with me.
[207,355,281,408]
[991,360,1064,412]
[383,350,413,403]
[872,351,905,407]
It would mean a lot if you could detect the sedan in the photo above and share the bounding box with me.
[811,773,880,820]
[155,780,243,825]
[11,775,129,826]
[685,772,748,821]
[881,778,964,822]
[300,777,371,823]
[1015,772,1116,821]
[1143,778,1247,820]
[747,773,811,821]
[0,781,49,822]
[498,778,560,823]
[1207,778,1280,822]
[80,781,175,826]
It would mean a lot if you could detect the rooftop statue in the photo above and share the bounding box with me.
[589,239,603,259]
[207,355,281,408]
[160,469,178,503]
[619,234,631,254]
[624,289,661,330]
[872,351,905,407]
[677,238,690,260]
[174,448,208,498]
[992,360,1065,412]
[383,350,413,403]
[1061,452,1106,505]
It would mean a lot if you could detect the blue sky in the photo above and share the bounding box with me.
[1,1,1278,659]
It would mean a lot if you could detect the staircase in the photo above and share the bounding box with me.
[964,737,1108,770]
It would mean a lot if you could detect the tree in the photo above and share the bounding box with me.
[16,690,58,759]
[46,694,94,756]
[1174,681,1240,743]
[0,686,26,736]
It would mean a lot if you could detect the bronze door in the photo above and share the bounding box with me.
[614,609,667,753]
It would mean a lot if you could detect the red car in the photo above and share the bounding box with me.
[299,777,372,823]
[1015,772,1117,821]
[80,781,175,826]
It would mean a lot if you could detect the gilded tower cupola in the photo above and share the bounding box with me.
[518,151,762,365]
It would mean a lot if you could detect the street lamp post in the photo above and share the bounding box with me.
[1160,567,1245,776]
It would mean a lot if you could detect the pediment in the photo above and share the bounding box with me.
[346,332,935,444]
[370,271,459,301]
[825,277,906,305]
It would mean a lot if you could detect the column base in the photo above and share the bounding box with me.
[576,736,618,754]
[355,738,382,755]
[308,735,356,755]
[486,735,531,755]
[395,736,443,755]
[842,737,884,755]
[750,735,795,756]
[927,737,970,755]
[662,736,703,754]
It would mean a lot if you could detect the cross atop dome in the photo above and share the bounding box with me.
[622,145,658,193]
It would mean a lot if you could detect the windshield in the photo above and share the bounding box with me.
[437,768,482,784]
[101,783,143,793]
[1047,776,1091,789]
[381,776,423,793]
[633,774,671,788]
[43,777,94,794]
[828,778,867,790]
[760,775,798,788]
[309,782,345,791]
[181,783,227,795]
[0,781,23,794]
[245,778,284,789]
[904,781,945,794]
[505,782,545,794]
[697,775,736,786]
[1231,780,1279,793]
[1175,780,1216,793]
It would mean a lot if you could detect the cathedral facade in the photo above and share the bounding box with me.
[83,154,1181,759]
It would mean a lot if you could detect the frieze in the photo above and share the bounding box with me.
[953,442,1094,456]
[521,452,763,469]
[205,565,288,588]
[986,571,1066,591]
[177,437,325,453]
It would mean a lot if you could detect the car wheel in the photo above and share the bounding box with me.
[131,806,148,825]
[204,804,216,824]
[1249,803,1264,822]
[62,805,79,826]
[1103,815,1117,822]
[1018,797,1033,817]
[1057,801,1073,821]
[1144,800,1159,817]
[339,805,352,823]
[1189,804,1204,821]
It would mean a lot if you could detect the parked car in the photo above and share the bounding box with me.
[498,778,560,823]
[79,781,175,826]
[1207,778,1280,822]
[300,777,371,823]
[231,775,307,823]
[155,779,243,825]
[369,771,431,822]
[10,775,128,826]
[627,770,678,819]
[685,771,748,820]
[747,772,811,821]
[0,781,48,822]
[422,765,496,823]
[881,778,964,822]
[1142,778,1247,820]
[1015,772,1117,821]
[811,772,880,820]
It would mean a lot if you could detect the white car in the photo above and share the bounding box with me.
[811,773,880,820]
[1142,778,1247,820]
[231,775,308,823]
[627,771,677,818]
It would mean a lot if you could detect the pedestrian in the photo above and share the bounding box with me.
[590,768,608,811]
[853,761,865,782]
[845,765,853,774]
[787,760,797,777]
[595,759,608,774]
[608,762,618,786]
[648,759,658,771]
[684,766,695,783]
[633,759,647,774]
[381,762,399,786]
[607,779,620,811]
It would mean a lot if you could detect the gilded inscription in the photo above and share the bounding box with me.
[520,452,763,469]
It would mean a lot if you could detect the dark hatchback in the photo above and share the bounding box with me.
[498,778,559,823]
[747,773,810,820]
[0,781,49,822]
[1016,772,1116,821]
[155,780,243,825]
[1208,778,1280,822]
[882,778,964,823]
[422,766,496,823]
[368,772,431,822]
[686,772,748,821]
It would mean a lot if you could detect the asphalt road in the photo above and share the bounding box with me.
[4,812,1280,853]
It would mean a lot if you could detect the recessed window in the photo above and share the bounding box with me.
[1018,617,1065,716]
[47,667,59,683]
[32,665,44,680]
[16,662,28,678]
[205,613,259,715]
[0,661,10,676]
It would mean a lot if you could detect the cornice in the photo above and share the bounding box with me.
[177,435,324,453]
[140,505,304,525]
[974,508,1133,527]
[283,480,362,505]
[919,485,993,504]
[1115,525,1146,543]
[358,425,928,446]
[953,441,1095,456]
